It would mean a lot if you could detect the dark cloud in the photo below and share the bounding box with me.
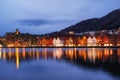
[15,19,75,26]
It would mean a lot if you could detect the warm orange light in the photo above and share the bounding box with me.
[42,48,47,59]
[74,48,77,60]
[110,49,113,55]
[3,48,6,60]
[0,45,2,47]
[8,48,12,59]
[78,49,87,61]
[53,48,62,59]
[15,48,20,69]
[68,48,74,60]
[36,49,40,60]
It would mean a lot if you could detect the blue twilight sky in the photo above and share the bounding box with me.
[0,0,120,35]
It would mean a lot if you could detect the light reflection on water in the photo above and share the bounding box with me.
[0,48,120,80]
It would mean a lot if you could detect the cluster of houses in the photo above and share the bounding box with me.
[39,30,120,47]
[0,29,120,47]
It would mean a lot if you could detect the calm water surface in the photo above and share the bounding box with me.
[0,48,120,80]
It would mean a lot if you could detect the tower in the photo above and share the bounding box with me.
[15,28,20,35]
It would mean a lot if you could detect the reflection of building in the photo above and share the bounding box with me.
[87,48,96,62]
[53,48,62,59]
[0,48,120,70]
[15,48,20,69]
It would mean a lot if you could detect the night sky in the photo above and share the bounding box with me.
[0,0,120,35]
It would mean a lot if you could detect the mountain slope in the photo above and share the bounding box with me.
[61,9,120,33]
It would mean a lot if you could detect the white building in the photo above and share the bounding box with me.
[87,36,96,46]
[92,36,97,46]
[53,37,64,46]
[87,37,93,46]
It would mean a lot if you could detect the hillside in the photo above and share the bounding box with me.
[60,9,120,33]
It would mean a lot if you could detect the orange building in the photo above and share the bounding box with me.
[116,34,120,46]
[40,37,47,46]
[96,35,102,46]
[77,37,82,46]
[103,34,109,46]
[67,37,74,46]
[81,36,87,46]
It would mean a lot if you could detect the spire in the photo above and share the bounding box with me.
[15,28,20,35]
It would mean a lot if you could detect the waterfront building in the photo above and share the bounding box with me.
[15,29,20,35]
[81,36,87,46]
[0,28,120,47]
[92,36,97,46]
[53,37,64,46]
[116,34,120,46]
[67,37,74,46]
[103,34,109,46]
[109,34,116,46]
[87,36,96,46]
[47,38,53,46]
[96,35,102,46]
[53,38,56,46]
[40,37,47,46]
[64,38,69,46]
[87,36,93,46]
[77,37,82,46]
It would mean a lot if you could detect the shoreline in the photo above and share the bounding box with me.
[0,46,120,48]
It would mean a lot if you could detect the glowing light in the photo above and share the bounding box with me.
[0,45,2,47]
[66,48,74,60]
[87,48,93,61]
[15,48,20,69]
[32,48,35,57]
[74,48,77,60]
[104,44,109,46]
[3,48,6,60]
[53,48,62,59]
[110,49,113,55]
[42,48,47,59]
[36,49,40,60]
[53,37,64,46]
[7,44,14,47]
[92,48,96,63]
[78,49,87,61]
[8,48,12,59]
[87,36,97,46]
